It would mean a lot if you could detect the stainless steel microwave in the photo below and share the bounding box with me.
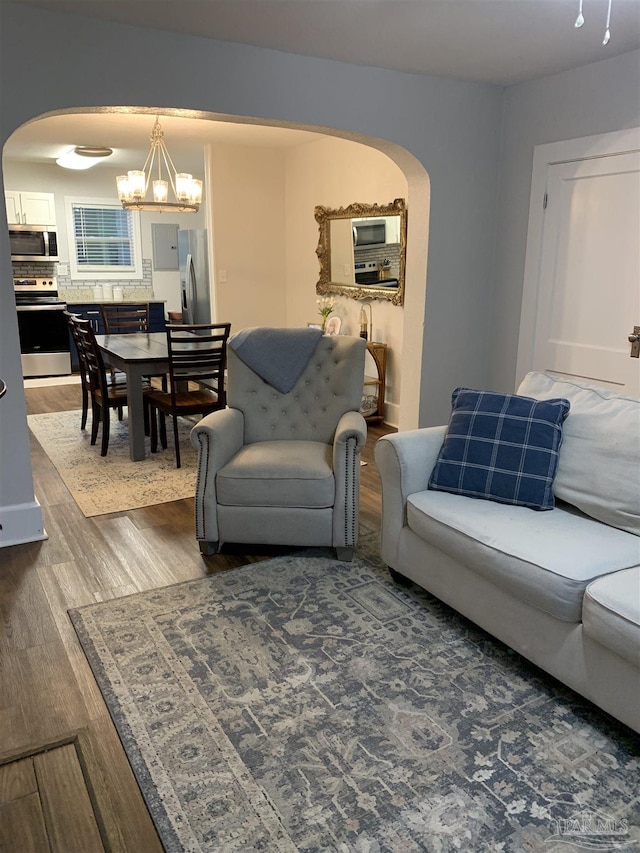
[9,225,59,261]
[352,219,386,248]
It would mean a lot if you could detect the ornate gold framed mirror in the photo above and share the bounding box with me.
[315,198,407,305]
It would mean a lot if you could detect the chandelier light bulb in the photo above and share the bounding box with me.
[175,173,193,201]
[128,170,146,199]
[153,180,169,203]
[191,179,203,205]
[116,174,130,201]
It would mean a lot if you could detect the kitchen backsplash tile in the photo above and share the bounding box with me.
[13,259,155,301]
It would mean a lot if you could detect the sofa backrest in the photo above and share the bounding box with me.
[518,371,640,536]
[228,334,366,445]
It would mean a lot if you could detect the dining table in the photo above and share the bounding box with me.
[95,331,182,462]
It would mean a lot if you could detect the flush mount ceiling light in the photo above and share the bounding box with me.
[574,0,613,44]
[116,117,202,213]
[56,146,113,170]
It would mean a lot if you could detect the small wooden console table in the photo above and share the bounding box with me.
[362,341,387,424]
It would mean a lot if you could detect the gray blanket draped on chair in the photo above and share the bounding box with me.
[229,327,323,393]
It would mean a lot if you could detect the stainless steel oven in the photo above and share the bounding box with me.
[14,278,71,377]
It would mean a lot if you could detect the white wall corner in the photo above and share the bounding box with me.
[0,500,47,549]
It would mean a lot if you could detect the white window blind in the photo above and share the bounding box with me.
[72,204,133,267]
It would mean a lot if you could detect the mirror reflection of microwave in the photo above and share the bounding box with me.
[352,219,386,248]
[9,225,59,261]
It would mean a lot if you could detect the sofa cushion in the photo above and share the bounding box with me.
[217,440,334,508]
[428,388,569,510]
[518,372,640,536]
[583,568,640,666]
[407,490,640,622]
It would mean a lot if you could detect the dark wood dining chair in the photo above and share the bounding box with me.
[147,323,231,468]
[75,322,150,456]
[101,303,150,334]
[64,311,91,430]
[65,310,126,430]
[101,302,167,392]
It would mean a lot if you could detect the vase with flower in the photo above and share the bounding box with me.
[317,296,335,331]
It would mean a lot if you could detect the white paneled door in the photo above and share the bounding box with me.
[532,150,640,394]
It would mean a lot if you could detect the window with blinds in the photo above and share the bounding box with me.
[65,198,143,279]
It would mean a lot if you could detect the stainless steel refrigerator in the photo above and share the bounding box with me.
[178,229,211,326]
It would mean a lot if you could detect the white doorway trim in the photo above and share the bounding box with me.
[516,126,640,387]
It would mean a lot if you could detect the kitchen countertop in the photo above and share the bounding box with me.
[63,299,167,305]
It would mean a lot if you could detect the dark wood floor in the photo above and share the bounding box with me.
[1,382,394,850]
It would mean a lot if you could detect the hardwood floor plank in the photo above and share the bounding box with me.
[87,715,164,852]
[128,496,195,531]
[36,564,109,723]
[24,383,82,416]
[12,641,90,746]
[93,515,199,591]
[0,792,50,853]
[34,743,105,852]
[0,561,60,655]
[29,433,76,510]
[22,506,76,570]
[0,705,27,756]
[92,584,139,603]
[40,504,142,591]
[0,756,37,805]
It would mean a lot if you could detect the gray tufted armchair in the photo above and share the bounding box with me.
[190,334,367,559]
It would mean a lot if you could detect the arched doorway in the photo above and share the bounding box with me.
[0,106,430,547]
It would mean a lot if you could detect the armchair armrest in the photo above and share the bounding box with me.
[333,410,368,454]
[190,407,245,543]
[374,426,447,567]
[332,410,368,551]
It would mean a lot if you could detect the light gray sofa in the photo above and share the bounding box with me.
[375,372,640,733]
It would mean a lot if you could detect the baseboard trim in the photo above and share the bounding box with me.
[0,499,47,548]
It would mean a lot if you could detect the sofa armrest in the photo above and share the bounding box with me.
[374,426,447,568]
[332,411,368,549]
[190,408,245,543]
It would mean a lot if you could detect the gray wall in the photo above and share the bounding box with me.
[0,0,503,545]
[490,48,640,393]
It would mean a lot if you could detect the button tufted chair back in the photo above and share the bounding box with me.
[228,335,366,445]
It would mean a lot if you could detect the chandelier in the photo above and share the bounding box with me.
[116,117,202,213]
[574,0,613,45]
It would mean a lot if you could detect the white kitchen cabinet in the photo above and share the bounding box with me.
[5,190,56,226]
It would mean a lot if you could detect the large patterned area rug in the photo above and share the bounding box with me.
[28,409,197,516]
[70,550,640,851]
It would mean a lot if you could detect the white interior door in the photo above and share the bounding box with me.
[532,151,640,394]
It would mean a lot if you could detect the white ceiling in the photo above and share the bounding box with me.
[2,112,325,171]
[9,0,640,86]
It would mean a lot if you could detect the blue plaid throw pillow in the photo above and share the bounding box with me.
[428,388,570,510]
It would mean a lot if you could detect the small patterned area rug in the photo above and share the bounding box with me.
[70,550,640,852]
[28,409,197,516]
